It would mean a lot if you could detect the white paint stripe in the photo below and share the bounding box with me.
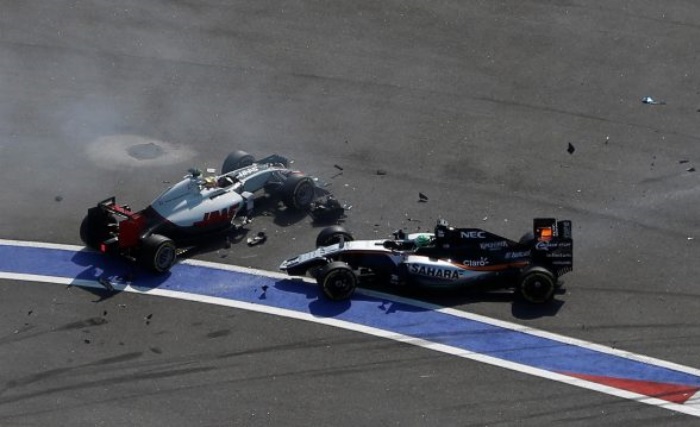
[4,238,700,376]
[685,390,700,409]
[2,269,700,417]
[4,239,700,377]
[3,239,700,417]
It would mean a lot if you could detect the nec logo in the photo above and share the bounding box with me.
[460,231,486,239]
[194,205,237,227]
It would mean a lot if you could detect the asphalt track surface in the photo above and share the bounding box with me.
[1,1,700,426]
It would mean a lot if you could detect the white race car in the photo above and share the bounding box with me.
[80,150,316,273]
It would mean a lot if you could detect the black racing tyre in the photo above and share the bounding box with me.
[517,266,556,304]
[281,174,315,210]
[316,226,354,247]
[222,150,255,174]
[139,234,177,273]
[317,261,357,301]
[80,208,115,248]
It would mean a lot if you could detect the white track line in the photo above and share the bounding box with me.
[2,239,700,417]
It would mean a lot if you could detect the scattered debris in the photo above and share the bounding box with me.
[376,169,387,176]
[309,196,346,222]
[54,196,63,202]
[162,180,171,184]
[605,136,610,144]
[103,310,108,317]
[84,339,91,344]
[333,164,344,171]
[418,192,429,202]
[687,167,696,172]
[680,159,690,164]
[567,142,575,155]
[27,310,33,316]
[98,277,115,292]
[641,96,666,105]
[145,314,153,320]
[247,231,268,246]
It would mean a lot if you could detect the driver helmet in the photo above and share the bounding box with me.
[204,176,218,188]
[414,234,432,248]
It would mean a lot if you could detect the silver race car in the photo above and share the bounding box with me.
[280,218,574,303]
[81,150,316,273]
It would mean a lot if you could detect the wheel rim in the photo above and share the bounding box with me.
[155,244,176,271]
[294,181,315,207]
[522,274,553,302]
[325,269,355,298]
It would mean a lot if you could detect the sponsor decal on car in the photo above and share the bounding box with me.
[194,205,238,227]
[480,240,508,250]
[535,241,572,251]
[460,231,487,239]
[505,250,531,259]
[409,264,461,280]
[462,257,489,267]
[235,165,259,179]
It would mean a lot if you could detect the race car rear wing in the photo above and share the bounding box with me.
[96,196,138,219]
[531,218,573,276]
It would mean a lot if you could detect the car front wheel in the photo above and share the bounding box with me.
[315,225,354,247]
[317,261,357,301]
[281,174,315,210]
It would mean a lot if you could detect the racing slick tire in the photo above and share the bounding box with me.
[281,174,315,210]
[222,150,255,174]
[80,208,116,249]
[316,226,354,247]
[517,266,556,304]
[139,234,177,273]
[317,261,358,301]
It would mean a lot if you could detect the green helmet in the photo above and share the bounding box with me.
[414,234,432,247]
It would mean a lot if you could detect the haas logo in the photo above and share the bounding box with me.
[194,205,237,227]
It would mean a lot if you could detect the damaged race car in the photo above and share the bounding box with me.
[280,218,573,303]
[80,150,316,273]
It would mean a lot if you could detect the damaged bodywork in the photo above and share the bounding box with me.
[80,150,317,273]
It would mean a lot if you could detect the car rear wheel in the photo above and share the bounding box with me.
[222,150,255,174]
[140,234,177,273]
[517,266,556,303]
[315,226,354,247]
[281,174,315,210]
[317,261,357,301]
